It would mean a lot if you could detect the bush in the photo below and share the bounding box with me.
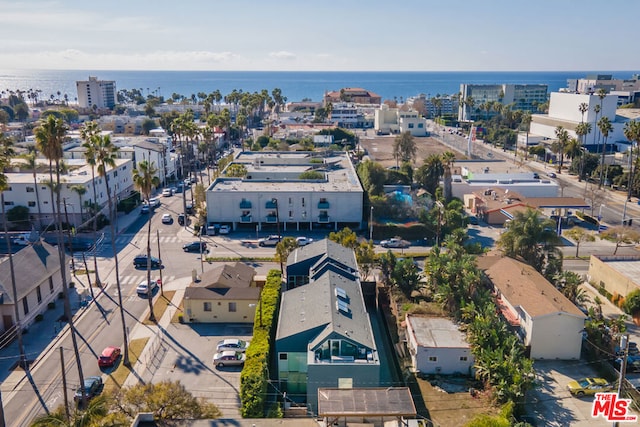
[35,314,44,322]
[47,302,55,310]
[624,289,640,315]
[117,191,141,213]
[58,292,64,300]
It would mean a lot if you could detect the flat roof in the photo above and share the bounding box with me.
[406,316,469,349]
[7,158,130,184]
[594,256,640,284]
[317,387,416,417]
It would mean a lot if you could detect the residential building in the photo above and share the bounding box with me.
[276,239,379,414]
[324,88,381,105]
[374,105,427,136]
[529,92,630,153]
[566,73,640,103]
[478,256,586,360]
[459,83,548,122]
[451,171,559,200]
[205,151,364,232]
[5,157,134,228]
[0,241,62,335]
[76,76,116,109]
[182,263,259,323]
[587,255,640,297]
[405,315,474,375]
[406,94,459,118]
[329,102,362,128]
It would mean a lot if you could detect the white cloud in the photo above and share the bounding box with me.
[268,51,296,60]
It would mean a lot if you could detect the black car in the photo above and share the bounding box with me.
[185,202,194,214]
[178,213,186,226]
[133,255,162,269]
[183,241,207,253]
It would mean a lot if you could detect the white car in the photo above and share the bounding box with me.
[296,237,313,246]
[147,197,161,208]
[161,214,172,224]
[219,225,231,234]
[136,280,158,295]
[162,188,172,197]
[258,235,281,247]
[216,338,249,352]
[213,351,246,368]
[12,233,31,246]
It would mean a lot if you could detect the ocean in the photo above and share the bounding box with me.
[0,69,633,104]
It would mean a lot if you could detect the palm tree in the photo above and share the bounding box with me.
[441,151,456,202]
[592,104,601,146]
[132,160,160,322]
[19,146,43,229]
[520,111,532,160]
[598,116,613,188]
[94,134,130,366]
[564,137,582,163]
[80,121,103,288]
[578,102,589,124]
[415,154,444,196]
[34,116,87,403]
[623,120,640,208]
[553,126,570,174]
[70,185,87,224]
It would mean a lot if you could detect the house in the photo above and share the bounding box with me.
[405,315,474,375]
[0,241,63,335]
[276,239,379,415]
[286,239,358,290]
[205,151,364,232]
[477,255,586,360]
[587,255,640,297]
[182,263,259,323]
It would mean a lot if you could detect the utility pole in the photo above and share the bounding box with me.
[369,206,374,241]
[59,346,70,423]
[273,198,282,274]
[157,230,164,296]
[614,334,630,427]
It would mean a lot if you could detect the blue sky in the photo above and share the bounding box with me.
[1,0,638,71]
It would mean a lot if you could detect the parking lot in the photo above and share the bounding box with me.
[137,322,253,418]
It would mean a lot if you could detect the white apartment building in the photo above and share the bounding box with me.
[4,158,134,228]
[206,152,364,232]
[458,83,548,122]
[76,76,117,109]
[374,105,427,136]
[529,92,630,152]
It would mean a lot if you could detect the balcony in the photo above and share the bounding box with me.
[265,215,278,223]
[318,215,330,223]
[239,200,252,209]
[240,214,252,223]
[265,200,277,209]
[317,201,330,209]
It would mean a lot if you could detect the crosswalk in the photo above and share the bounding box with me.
[119,274,176,286]
[112,235,181,245]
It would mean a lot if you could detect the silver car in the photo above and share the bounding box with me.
[216,338,249,353]
[213,351,246,368]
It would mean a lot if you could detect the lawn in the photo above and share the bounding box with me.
[103,337,149,392]
[142,290,176,325]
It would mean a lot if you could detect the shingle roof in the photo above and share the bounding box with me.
[184,262,257,300]
[0,241,60,304]
[287,239,357,271]
[478,256,585,318]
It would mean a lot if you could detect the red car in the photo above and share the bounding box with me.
[98,346,121,368]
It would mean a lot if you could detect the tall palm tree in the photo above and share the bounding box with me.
[553,126,570,174]
[94,134,130,366]
[34,116,87,403]
[19,146,43,229]
[578,102,589,125]
[623,120,640,206]
[80,121,102,288]
[70,185,87,224]
[520,111,532,160]
[564,137,582,162]
[592,104,601,146]
[598,116,613,188]
[132,160,160,322]
[441,151,456,202]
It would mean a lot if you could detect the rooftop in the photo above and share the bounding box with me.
[406,316,470,349]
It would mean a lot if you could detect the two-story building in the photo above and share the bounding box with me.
[205,152,364,232]
[374,105,427,136]
[276,239,379,415]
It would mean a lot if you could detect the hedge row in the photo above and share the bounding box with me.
[240,269,282,418]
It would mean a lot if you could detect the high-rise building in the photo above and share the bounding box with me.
[76,76,116,109]
[458,83,548,121]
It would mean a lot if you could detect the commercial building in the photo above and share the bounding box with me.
[324,88,381,105]
[587,255,640,297]
[205,151,364,232]
[76,76,116,109]
[459,84,548,122]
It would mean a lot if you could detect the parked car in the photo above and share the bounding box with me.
[136,280,158,295]
[380,238,410,248]
[258,235,281,247]
[98,346,121,368]
[133,255,162,269]
[183,241,207,253]
[74,376,102,402]
[216,338,250,353]
[12,233,32,246]
[613,356,640,373]
[213,351,246,368]
[178,213,186,226]
[161,213,173,224]
[186,201,194,214]
[547,172,557,179]
[148,197,161,208]
[219,225,231,234]
[567,377,613,397]
[140,205,150,214]
[162,188,172,197]
[296,237,313,246]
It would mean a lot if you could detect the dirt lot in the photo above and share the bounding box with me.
[415,376,498,427]
[358,134,466,168]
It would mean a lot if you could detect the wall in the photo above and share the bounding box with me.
[588,255,640,297]
[183,297,256,323]
[528,313,584,360]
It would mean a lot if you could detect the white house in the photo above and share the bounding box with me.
[478,256,587,360]
[405,315,474,375]
[206,151,363,232]
[374,105,427,136]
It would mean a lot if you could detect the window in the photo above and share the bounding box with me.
[228,302,237,312]
[203,302,212,312]
[113,171,118,177]
[408,123,414,128]
[22,298,29,315]
[49,277,54,293]
[289,211,293,218]
[418,123,424,128]
[36,286,42,304]
[428,356,437,362]
[279,353,288,360]
[28,201,36,207]
[26,187,34,193]
[301,198,305,207]
[4,201,14,206]
[288,197,292,205]
[460,356,468,361]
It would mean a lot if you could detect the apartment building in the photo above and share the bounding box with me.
[458,83,548,121]
[76,76,117,109]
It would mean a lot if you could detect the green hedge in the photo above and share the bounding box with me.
[241,269,282,418]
